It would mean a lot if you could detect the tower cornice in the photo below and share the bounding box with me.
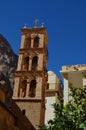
[21,27,48,44]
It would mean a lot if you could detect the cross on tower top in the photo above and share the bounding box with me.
[34,19,39,27]
[23,23,27,28]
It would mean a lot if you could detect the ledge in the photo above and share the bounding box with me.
[12,98,42,102]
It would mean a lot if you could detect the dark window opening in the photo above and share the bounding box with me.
[32,56,38,70]
[25,37,31,48]
[21,80,27,97]
[33,37,39,48]
[22,109,26,115]
[46,83,49,89]
[23,57,29,70]
[29,80,36,97]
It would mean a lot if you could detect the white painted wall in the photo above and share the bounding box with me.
[45,96,55,124]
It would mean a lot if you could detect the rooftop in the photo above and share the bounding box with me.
[60,64,86,72]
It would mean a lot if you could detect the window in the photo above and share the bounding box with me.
[23,57,29,70]
[46,83,49,89]
[29,80,36,97]
[33,37,39,48]
[32,56,38,70]
[25,37,31,48]
[22,109,26,115]
[21,80,27,97]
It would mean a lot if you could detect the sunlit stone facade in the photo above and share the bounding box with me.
[13,26,48,129]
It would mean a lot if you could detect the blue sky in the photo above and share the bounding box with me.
[0,0,86,79]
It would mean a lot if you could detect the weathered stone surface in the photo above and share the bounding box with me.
[0,34,18,107]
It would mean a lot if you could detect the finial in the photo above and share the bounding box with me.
[23,23,27,28]
[34,19,39,27]
[41,22,44,27]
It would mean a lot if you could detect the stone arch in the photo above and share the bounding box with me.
[33,36,39,48]
[29,79,36,97]
[32,56,38,70]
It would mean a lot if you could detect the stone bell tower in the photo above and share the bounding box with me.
[13,23,48,129]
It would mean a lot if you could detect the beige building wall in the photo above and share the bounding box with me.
[45,71,62,124]
[15,101,41,129]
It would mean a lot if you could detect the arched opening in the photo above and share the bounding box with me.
[20,80,27,97]
[25,37,31,48]
[33,37,39,48]
[29,80,36,97]
[23,57,29,70]
[32,56,38,70]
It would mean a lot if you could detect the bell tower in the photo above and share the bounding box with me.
[13,23,48,129]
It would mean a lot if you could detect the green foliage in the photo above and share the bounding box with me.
[40,86,86,130]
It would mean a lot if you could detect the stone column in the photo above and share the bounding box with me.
[29,57,32,70]
[64,78,69,105]
[13,78,20,98]
[17,54,23,71]
[31,38,34,48]
[20,35,25,48]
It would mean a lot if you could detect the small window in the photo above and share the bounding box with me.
[22,109,26,115]
[32,56,38,70]
[33,37,39,48]
[29,80,36,97]
[25,37,31,48]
